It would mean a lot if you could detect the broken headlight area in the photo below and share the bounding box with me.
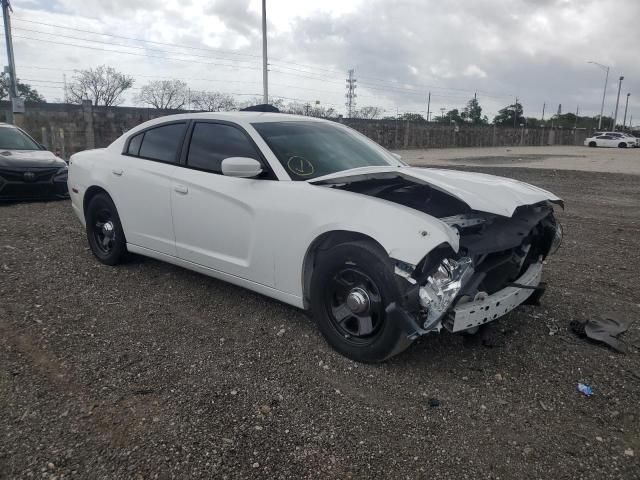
[548,220,563,255]
[418,257,474,330]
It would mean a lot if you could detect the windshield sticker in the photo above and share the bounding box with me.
[287,156,315,176]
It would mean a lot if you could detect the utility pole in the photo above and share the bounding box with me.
[2,0,21,124]
[622,93,630,129]
[345,69,357,118]
[575,105,579,128]
[513,97,519,127]
[541,102,546,122]
[612,76,624,131]
[426,91,431,123]
[588,61,609,130]
[261,0,268,104]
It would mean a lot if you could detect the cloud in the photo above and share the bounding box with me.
[6,0,640,121]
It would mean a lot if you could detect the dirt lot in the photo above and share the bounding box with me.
[1,166,639,479]
[394,145,640,175]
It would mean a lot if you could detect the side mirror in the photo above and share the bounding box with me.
[221,157,263,178]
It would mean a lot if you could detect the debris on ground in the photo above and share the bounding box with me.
[570,314,635,353]
[577,383,593,397]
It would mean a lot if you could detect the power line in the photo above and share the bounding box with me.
[12,17,263,60]
[11,17,513,100]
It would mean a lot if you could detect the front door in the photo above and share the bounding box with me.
[171,121,278,286]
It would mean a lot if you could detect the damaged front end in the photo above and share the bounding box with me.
[388,203,563,340]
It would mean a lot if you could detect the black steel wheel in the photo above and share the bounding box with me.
[325,267,385,346]
[310,240,412,362]
[588,141,597,147]
[86,193,127,265]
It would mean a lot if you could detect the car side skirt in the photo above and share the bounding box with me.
[126,244,305,309]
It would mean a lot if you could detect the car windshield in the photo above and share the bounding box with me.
[0,127,41,150]
[252,121,401,180]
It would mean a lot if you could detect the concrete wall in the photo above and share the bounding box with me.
[1,101,190,159]
[340,118,595,150]
[1,101,595,159]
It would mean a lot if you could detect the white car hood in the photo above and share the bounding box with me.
[309,166,562,217]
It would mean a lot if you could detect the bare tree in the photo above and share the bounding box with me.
[239,97,285,110]
[356,106,383,119]
[67,65,134,106]
[136,80,189,110]
[192,91,237,111]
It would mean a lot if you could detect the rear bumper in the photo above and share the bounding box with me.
[443,262,543,332]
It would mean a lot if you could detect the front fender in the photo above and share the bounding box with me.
[272,185,460,298]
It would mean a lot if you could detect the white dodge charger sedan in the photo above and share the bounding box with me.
[68,112,563,362]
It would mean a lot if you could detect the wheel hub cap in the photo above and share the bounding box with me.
[346,287,370,314]
[102,221,114,236]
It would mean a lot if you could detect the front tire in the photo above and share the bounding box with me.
[588,141,597,147]
[310,240,412,362]
[618,142,627,148]
[85,193,127,265]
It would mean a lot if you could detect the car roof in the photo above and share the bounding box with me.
[148,111,331,124]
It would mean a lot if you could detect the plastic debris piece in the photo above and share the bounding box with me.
[570,314,635,353]
[577,383,593,396]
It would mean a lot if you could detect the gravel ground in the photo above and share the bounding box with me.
[1,167,639,479]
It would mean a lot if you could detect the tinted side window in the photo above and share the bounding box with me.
[187,123,259,174]
[127,132,143,155]
[138,123,186,163]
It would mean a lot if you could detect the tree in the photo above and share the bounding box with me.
[398,113,426,123]
[435,108,464,124]
[238,97,285,111]
[355,106,383,119]
[192,91,236,111]
[0,73,46,102]
[67,65,134,106]
[463,97,487,124]
[135,80,189,109]
[493,102,525,126]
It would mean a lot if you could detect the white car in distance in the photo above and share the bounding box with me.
[585,133,636,148]
[68,111,563,362]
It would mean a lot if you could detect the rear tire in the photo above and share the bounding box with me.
[309,240,412,363]
[618,142,627,148]
[588,141,597,147]
[85,193,127,265]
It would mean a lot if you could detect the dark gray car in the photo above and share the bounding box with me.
[0,123,68,201]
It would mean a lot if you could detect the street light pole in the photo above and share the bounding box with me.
[261,0,268,104]
[612,76,624,131]
[622,93,630,129]
[587,61,609,130]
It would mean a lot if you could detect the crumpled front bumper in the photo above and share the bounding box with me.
[442,262,543,333]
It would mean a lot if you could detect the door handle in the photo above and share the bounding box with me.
[112,169,123,176]
[174,184,189,194]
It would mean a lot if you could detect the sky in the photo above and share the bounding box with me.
[4,0,640,125]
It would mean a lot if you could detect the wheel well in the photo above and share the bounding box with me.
[83,186,110,216]
[301,230,387,309]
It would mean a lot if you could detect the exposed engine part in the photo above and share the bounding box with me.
[418,257,474,331]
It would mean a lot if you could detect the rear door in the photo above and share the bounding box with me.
[597,135,614,147]
[170,121,279,286]
[107,121,187,256]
